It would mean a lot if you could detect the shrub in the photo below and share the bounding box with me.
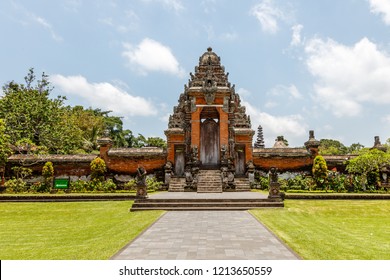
[11,166,32,180]
[124,179,137,191]
[312,155,328,190]
[146,177,162,192]
[30,182,50,193]
[93,179,117,192]
[4,178,28,193]
[90,157,106,181]
[326,172,347,192]
[42,161,54,189]
[70,180,89,192]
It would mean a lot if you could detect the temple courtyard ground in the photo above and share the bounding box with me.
[0,195,389,259]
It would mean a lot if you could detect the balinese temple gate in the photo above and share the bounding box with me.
[164,47,255,192]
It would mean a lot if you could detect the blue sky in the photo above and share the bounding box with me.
[1,0,390,148]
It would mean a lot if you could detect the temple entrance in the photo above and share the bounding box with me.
[235,145,246,176]
[200,118,220,167]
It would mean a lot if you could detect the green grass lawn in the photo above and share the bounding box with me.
[0,201,163,260]
[250,200,390,260]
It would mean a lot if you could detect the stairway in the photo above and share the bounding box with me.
[130,198,284,211]
[168,177,185,192]
[234,177,251,192]
[197,169,223,193]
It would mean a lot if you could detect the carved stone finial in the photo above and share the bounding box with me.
[207,47,212,52]
[372,136,387,152]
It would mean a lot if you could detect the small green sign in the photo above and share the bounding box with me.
[54,178,69,189]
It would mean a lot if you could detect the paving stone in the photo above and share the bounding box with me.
[111,211,300,260]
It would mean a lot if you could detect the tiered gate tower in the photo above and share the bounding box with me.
[165,48,254,187]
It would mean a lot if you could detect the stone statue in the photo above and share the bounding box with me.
[136,165,148,198]
[269,167,278,183]
[268,167,281,199]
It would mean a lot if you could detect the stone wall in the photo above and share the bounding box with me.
[102,147,167,175]
[253,148,313,172]
[6,154,96,177]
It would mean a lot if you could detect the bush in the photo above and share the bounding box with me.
[70,180,89,192]
[11,166,32,180]
[146,177,162,192]
[91,179,117,192]
[312,155,328,190]
[124,179,137,191]
[90,157,106,181]
[42,161,54,189]
[4,178,28,193]
[30,182,50,193]
[326,172,346,192]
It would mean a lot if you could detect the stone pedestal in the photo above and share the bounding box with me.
[136,186,148,198]
[268,182,281,199]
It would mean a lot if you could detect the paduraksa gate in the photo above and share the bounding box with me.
[164,47,255,192]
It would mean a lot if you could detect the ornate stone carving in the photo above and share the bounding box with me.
[268,167,281,199]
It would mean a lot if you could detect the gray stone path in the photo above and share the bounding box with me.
[111,211,300,260]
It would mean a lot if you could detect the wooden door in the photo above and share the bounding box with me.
[200,118,220,167]
[174,146,185,176]
[235,145,246,175]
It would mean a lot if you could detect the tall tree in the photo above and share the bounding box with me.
[346,148,390,188]
[319,139,348,155]
[0,69,83,154]
[0,119,12,182]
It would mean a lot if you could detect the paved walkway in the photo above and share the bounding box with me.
[111,210,299,260]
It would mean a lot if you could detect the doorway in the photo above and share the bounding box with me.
[235,145,246,176]
[200,118,220,167]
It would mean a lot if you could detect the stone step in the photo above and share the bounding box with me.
[130,199,284,211]
[168,177,186,192]
[234,178,251,191]
[197,169,222,193]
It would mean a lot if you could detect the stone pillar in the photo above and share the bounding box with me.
[246,161,255,185]
[373,136,387,152]
[97,134,113,161]
[304,130,320,157]
[191,107,202,154]
[218,107,229,148]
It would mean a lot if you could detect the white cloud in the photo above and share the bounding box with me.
[237,88,252,98]
[99,10,139,33]
[201,0,217,14]
[141,0,184,12]
[122,38,185,77]
[219,31,238,41]
[268,84,303,99]
[250,0,287,34]
[291,24,303,46]
[50,75,157,116]
[31,15,63,42]
[369,0,390,25]
[382,114,390,125]
[305,37,390,117]
[242,100,307,147]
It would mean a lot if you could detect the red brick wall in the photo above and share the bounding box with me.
[105,156,166,174]
[253,156,313,172]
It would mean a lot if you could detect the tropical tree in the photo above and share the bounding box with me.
[0,69,83,154]
[346,148,390,189]
[347,143,365,154]
[319,139,348,155]
[0,119,12,183]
